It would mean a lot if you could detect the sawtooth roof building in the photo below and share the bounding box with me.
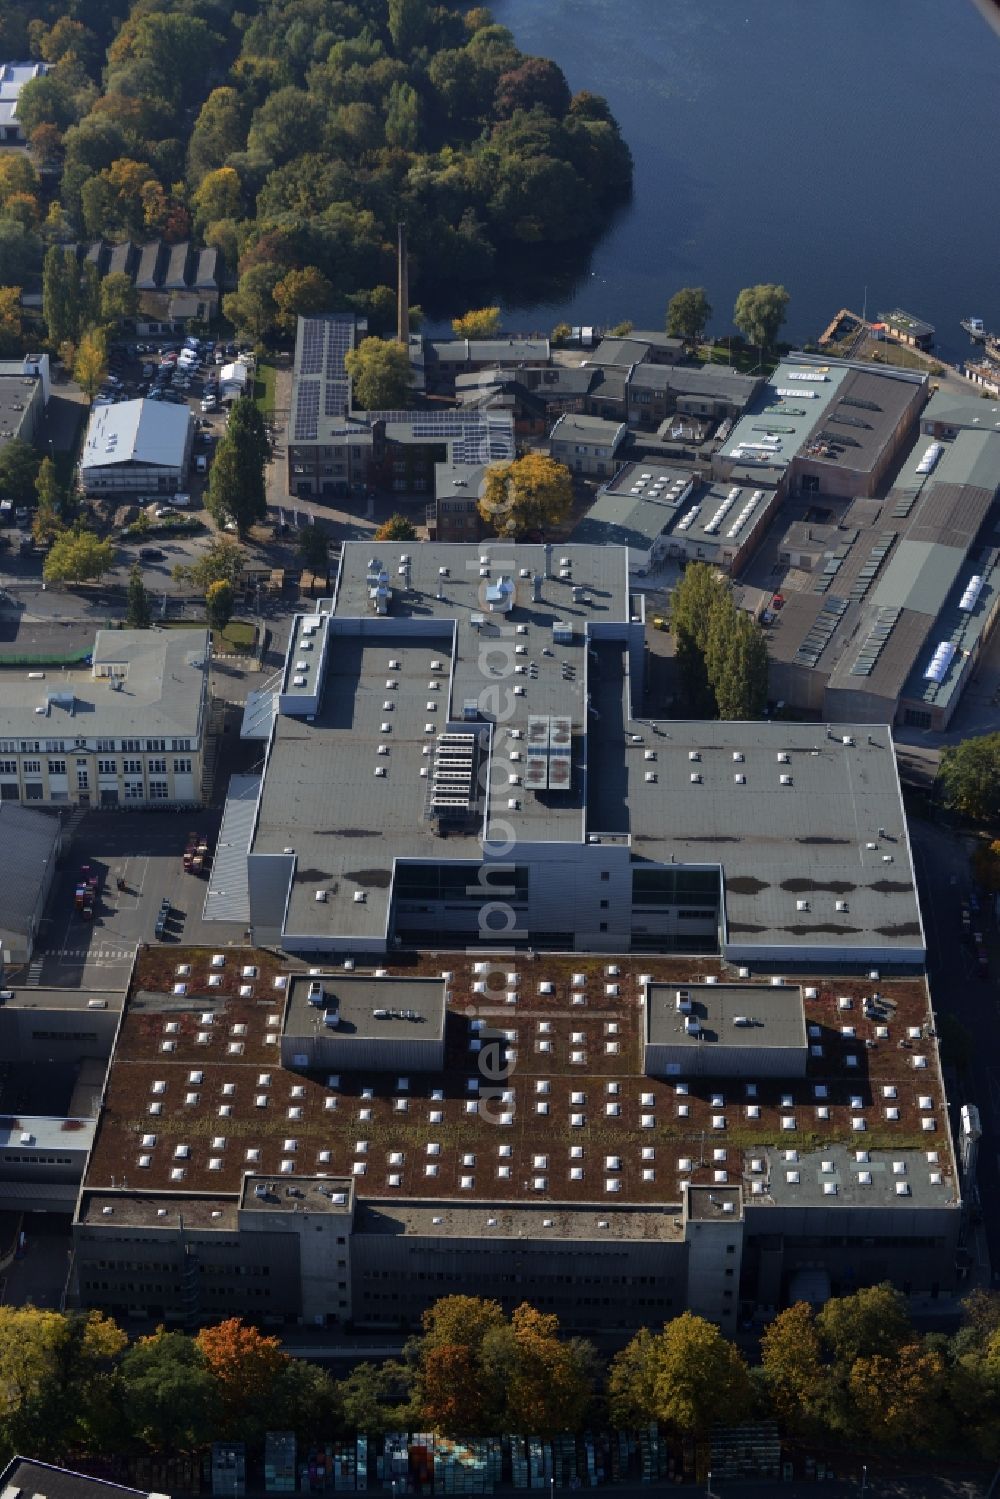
[758,388,1000,728]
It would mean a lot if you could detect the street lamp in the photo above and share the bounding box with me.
[706,1471,713,1498]
[860,1466,867,1498]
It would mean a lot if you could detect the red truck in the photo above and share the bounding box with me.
[74,864,99,919]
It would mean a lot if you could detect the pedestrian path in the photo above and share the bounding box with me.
[52,946,134,961]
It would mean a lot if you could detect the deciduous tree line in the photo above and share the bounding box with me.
[3,1289,1000,1468]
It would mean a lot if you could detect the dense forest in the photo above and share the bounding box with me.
[0,0,632,337]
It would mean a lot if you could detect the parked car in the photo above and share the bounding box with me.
[171,492,192,507]
[195,455,208,475]
[139,546,164,561]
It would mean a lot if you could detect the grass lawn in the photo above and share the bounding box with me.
[159,618,256,652]
[219,619,255,650]
[253,360,276,415]
[695,340,780,377]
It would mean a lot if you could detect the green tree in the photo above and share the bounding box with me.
[374,513,417,542]
[733,283,790,354]
[120,1329,215,1454]
[344,336,411,411]
[273,266,334,334]
[760,1302,827,1434]
[479,453,572,538]
[608,1314,751,1437]
[73,325,108,401]
[939,734,1000,821]
[667,286,712,343]
[298,525,330,572]
[43,245,78,348]
[551,322,572,346]
[206,578,235,631]
[606,319,634,337]
[452,305,502,339]
[670,562,724,712]
[222,262,282,344]
[706,601,769,719]
[207,401,267,536]
[336,1361,410,1437]
[0,437,41,504]
[0,1307,125,1460]
[388,0,429,56]
[99,270,138,326]
[43,525,115,584]
[816,1282,912,1367]
[32,456,63,543]
[126,562,151,628]
[175,535,245,592]
[385,81,422,150]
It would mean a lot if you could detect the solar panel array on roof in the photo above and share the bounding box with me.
[849,607,902,677]
[293,379,320,441]
[849,533,896,602]
[299,321,326,376]
[793,595,849,667]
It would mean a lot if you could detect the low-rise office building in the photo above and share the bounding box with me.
[79,399,193,498]
[574,463,781,574]
[71,950,964,1333]
[549,413,627,477]
[0,630,210,807]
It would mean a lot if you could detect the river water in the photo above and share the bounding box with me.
[491,0,1000,364]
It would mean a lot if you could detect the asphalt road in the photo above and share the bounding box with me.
[907,816,1000,1280]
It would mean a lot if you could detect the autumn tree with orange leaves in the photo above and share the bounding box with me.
[409,1297,595,1437]
[195,1318,289,1440]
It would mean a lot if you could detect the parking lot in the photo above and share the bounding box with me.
[29,808,249,991]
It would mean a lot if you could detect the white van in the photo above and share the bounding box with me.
[171,492,192,508]
[195,455,208,475]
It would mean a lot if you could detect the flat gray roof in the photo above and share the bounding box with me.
[571,463,693,550]
[0,630,208,740]
[355,1200,684,1241]
[0,804,60,935]
[646,982,808,1050]
[588,648,923,955]
[284,972,446,1043]
[723,361,849,469]
[0,371,40,444]
[765,1145,955,1210]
